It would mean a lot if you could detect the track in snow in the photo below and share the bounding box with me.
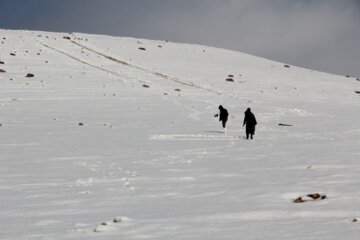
[69,40,224,95]
[37,40,145,85]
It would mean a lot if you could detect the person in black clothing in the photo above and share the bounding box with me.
[218,105,228,132]
[243,108,257,139]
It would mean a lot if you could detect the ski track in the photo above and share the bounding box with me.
[38,39,226,98]
[68,39,226,96]
[37,40,145,85]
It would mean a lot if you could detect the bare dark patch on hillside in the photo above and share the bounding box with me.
[293,193,327,203]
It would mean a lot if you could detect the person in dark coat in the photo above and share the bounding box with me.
[218,105,228,132]
[243,108,257,139]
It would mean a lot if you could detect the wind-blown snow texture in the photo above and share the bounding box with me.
[1,29,360,239]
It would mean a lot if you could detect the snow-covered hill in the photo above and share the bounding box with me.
[1,29,360,240]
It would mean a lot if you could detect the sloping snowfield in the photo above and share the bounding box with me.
[1,29,360,239]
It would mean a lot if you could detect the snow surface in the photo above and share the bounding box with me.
[1,29,360,239]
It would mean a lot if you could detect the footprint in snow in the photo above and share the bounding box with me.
[93,216,130,233]
[122,177,135,190]
[76,178,96,187]
[79,191,91,194]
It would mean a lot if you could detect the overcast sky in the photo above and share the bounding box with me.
[0,0,359,76]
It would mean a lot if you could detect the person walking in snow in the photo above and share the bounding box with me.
[218,105,228,133]
[243,108,257,139]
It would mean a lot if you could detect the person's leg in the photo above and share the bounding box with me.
[222,120,228,133]
[246,126,250,139]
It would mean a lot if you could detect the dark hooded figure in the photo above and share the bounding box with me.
[243,108,257,139]
[218,105,228,132]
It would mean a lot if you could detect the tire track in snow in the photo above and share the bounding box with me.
[69,40,223,95]
[39,39,248,105]
[37,40,146,85]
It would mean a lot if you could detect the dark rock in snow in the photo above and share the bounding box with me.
[113,217,122,223]
[26,73,35,78]
[293,193,327,203]
[0,69,6,73]
[278,123,293,126]
[138,47,146,51]
[284,65,290,68]
[307,193,321,200]
[174,88,181,92]
[63,36,71,40]
[226,78,234,82]
[10,53,16,56]
[0,60,4,64]
[142,84,150,88]
[293,197,305,203]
